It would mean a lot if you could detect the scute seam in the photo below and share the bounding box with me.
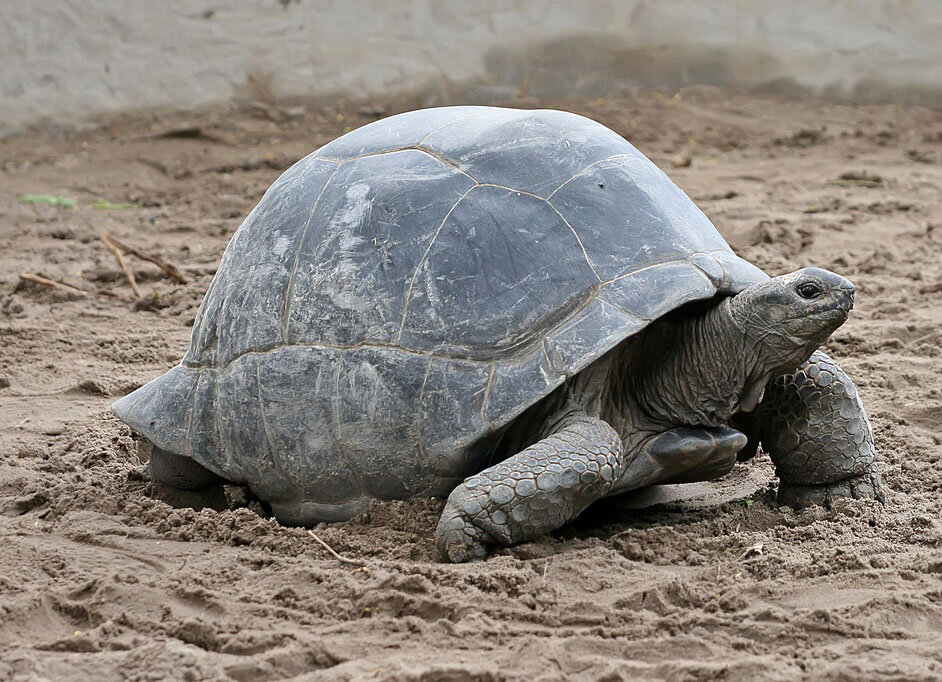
[546,153,633,200]
[317,146,476,182]
[396,185,477,343]
[545,199,602,283]
[470,182,603,281]
[595,294,649,321]
[417,110,486,145]
[396,182,606,341]
[332,351,364,493]
[256,360,295,490]
[282,148,476,340]
[414,356,435,470]
[602,249,733,285]
[281,164,343,337]
[182,371,202,457]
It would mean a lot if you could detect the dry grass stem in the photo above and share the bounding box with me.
[100,231,190,283]
[19,272,88,297]
[307,530,367,567]
[99,233,141,298]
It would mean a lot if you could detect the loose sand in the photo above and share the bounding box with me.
[2,88,941,681]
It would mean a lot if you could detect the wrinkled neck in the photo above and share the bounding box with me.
[727,291,824,378]
[621,298,768,428]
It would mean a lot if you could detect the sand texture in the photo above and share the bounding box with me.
[2,88,942,681]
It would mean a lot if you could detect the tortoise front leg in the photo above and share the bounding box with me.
[436,414,623,562]
[754,350,883,507]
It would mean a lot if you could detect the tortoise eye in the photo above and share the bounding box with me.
[796,281,823,299]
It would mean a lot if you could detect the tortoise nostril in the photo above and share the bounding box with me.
[839,290,854,312]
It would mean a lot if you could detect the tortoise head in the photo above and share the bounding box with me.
[728,267,855,375]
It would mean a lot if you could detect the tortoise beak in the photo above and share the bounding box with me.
[828,274,855,315]
[838,280,855,313]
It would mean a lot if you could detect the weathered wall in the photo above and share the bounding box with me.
[2,0,941,136]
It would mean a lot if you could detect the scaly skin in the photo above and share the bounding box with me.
[756,350,883,506]
[437,418,750,562]
[436,415,623,562]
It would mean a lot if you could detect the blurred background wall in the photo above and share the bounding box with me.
[3,0,941,136]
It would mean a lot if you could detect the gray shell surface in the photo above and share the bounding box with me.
[113,106,767,516]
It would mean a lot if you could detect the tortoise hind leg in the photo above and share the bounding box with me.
[148,445,228,511]
[754,351,883,507]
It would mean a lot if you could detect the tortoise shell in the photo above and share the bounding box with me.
[113,106,766,519]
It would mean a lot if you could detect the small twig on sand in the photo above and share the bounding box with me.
[307,530,367,567]
[19,272,88,297]
[99,233,141,298]
[919,282,942,294]
[100,232,190,284]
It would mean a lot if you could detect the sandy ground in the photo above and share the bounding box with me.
[1,88,942,681]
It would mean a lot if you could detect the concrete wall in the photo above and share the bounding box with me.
[2,1,941,136]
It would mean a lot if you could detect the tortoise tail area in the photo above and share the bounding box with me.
[111,363,298,507]
[111,365,218,469]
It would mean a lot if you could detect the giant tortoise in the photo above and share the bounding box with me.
[113,106,882,562]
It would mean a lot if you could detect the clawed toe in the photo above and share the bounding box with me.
[435,505,490,563]
[777,463,884,508]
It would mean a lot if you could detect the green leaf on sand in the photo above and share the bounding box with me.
[18,193,76,208]
[93,198,141,210]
